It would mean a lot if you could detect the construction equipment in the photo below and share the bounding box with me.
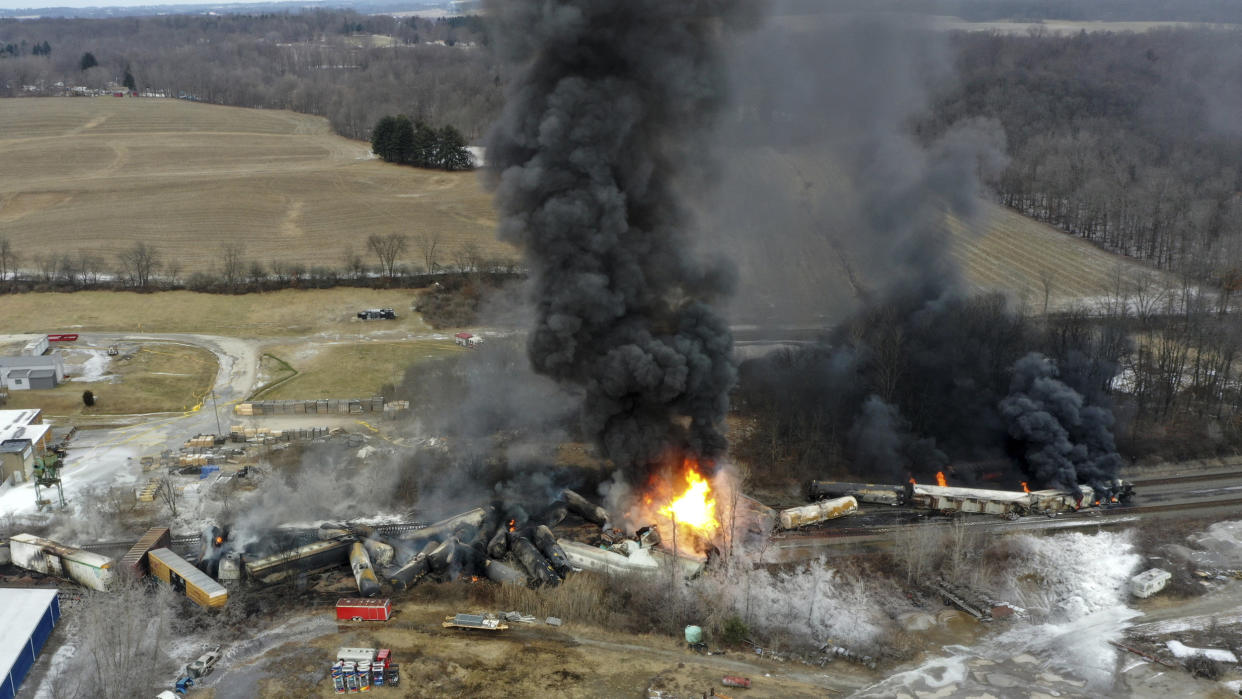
[107,344,119,356]
[32,449,65,508]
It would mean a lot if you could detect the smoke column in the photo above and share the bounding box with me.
[484,1,749,479]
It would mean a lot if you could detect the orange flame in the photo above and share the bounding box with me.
[935,472,947,487]
[1094,500,1101,506]
[909,477,917,486]
[507,519,515,533]
[659,465,718,535]
[1020,482,1030,494]
[215,536,223,546]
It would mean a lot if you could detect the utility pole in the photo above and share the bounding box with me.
[210,388,222,436]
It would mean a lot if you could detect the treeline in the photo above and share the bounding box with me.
[0,10,501,140]
[0,234,521,295]
[924,28,1242,290]
[370,115,472,171]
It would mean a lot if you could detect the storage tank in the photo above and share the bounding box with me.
[778,496,858,529]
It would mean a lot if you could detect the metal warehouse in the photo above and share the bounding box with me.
[0,588,61,699]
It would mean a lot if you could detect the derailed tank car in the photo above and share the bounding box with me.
[778,496,858,529]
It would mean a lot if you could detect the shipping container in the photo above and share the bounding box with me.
[9,533,114,591]
[336,598,392,622]
[148,547,228,608]
[119,526,171,577]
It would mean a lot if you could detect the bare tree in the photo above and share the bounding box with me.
[1039,267,1055,314]
[117,242,159,289]
[155,477,178,518]
[0,235,18,282]
[60,577,179,699]
[342,248,365,280]
[415,231,441,274]
[220,243,245,291]
[367,233,408,279]
[455,241,482,274]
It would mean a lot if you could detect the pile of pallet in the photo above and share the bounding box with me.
[229,425,337,443]
[137,479,160,502]
[178,453,215,467]
[234,397,385,416]
[184,434,218,449]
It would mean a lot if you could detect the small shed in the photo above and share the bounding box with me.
[454,332,474,347]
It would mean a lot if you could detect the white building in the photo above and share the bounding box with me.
[0,354,65,391]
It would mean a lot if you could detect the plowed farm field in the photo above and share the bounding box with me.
[0,98,512,270]
[947,200,1173,312]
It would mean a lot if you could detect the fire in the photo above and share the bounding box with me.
[507,519,515,533]
[659,465,718,535]
[1020,482,1030,494]
[909,477,916,486]
[935,472,947,487]
[215,536,223,546]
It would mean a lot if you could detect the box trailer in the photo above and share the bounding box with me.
[9,533,114,591]
[336,598,392,622]
[148,547,227,608]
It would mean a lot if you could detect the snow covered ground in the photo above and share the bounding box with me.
[1165,640,1237,663]
[855,530,1143,696]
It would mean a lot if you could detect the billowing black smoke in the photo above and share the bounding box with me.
[728,11,1128,494]
[1000,353,1124,492]
[484,1,750,479]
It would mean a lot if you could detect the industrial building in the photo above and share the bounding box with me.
[0,410,51,489]
[0,588,61,699]
[0,354,65,391]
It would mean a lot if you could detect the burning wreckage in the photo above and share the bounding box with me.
[194,487,724,600]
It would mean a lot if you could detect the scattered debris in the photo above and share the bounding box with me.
[443,613,508,631]
[545,616,563,627]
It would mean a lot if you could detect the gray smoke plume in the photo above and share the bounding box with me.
[999,353,1123,493]
[484,1,751,478]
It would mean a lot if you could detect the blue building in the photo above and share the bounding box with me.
[0,588,61,699]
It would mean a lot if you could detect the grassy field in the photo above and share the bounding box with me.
[0,288,450,336]
[0,98,513,270]
[3,342,217,416]
[259,340,465,399]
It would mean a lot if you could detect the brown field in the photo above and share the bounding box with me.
[3,341,217,416]
[0,288,446,336]
[0,98,513,270]
[947,200,1173,311]
[259,340,464,399]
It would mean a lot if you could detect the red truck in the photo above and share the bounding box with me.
[336,598,391,622]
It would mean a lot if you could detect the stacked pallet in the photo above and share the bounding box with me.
[179,453,212,467]
[233,397,386,416]
[229,425,335,443]
[137,479,160,502]
[184,434,216,448]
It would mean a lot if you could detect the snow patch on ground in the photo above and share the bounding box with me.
[1165,640,1238,663]
[996,530,1141,618]
[68,350,114,382]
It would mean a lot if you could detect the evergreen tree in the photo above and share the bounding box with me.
[412,120,437,168]
[123,67,136,92]
[370,115,396,161]
[436,125,473,171]
[79,51,97,71]
[391,115,415,165]
[40,41,50,56]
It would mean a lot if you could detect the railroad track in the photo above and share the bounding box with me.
[78,521,431,552]
[1129,470,1242,487]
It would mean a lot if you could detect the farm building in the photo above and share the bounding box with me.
[0,410,51,488]
[454,332,483,348]
[0,355,65,391]
[0,588,61,699]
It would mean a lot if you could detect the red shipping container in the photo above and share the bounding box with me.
[721,676,751,689]
[46,334,79,342]
[336,598,392,622]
